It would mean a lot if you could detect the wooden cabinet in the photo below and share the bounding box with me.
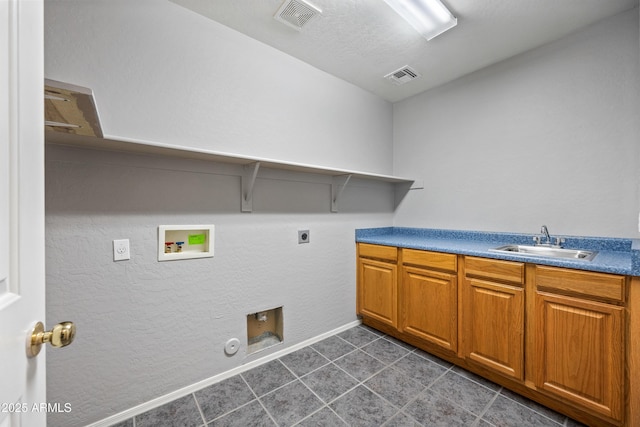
[401,249,458,353]
[463,257,525,380]
[356,243,398,328]
[356,243,631,426]
[533,266,625,421]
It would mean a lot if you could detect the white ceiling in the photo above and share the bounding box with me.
[170,0,638,102]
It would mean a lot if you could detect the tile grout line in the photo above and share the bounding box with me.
[331,332,363,349]
[425,367,508,424]
[231,335,365,426]
[334,329,457,425]
[204,396,264,426]
[496,389,568,426]
[262,351,350,426]
[471,385,503,426]
[297,330,413,425]
[327,334,431,425]
[241,372,281,427]
[190,392,208,426]
[280,352,338,426]
[295,353,370,419]
[289,403,349,427]
[359,344,463,425]
[399,363,456,414]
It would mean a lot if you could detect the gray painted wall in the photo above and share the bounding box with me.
[45,146,395,426]
[393,10,640,238]
[44,0,393,175]
[44,1,396,426]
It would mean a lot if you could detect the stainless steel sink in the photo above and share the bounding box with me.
[489,245,598,261]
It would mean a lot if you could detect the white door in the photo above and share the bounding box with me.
[0,0,46,426]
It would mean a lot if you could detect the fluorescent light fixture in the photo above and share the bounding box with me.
[383,0,457,40]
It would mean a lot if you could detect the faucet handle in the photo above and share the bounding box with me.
[533,236,541,245]
[553,237,565,247]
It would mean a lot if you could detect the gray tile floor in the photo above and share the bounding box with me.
[111,325,586,427]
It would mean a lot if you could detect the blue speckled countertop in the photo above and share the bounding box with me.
[356,227,640,276]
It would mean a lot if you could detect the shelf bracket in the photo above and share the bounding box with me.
[331,174,352,213]
[242,162,261,212]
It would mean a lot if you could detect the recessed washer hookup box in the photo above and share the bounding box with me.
[158,225,214,261]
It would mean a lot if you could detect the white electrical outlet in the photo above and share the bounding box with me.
[113,239,130,261]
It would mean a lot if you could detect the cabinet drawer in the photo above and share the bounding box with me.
[402,249,457,273]
[535,266,625,303]
[464,256,524,285]
[358,243,397,262]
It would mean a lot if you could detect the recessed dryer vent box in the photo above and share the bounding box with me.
[158,225,214,261]
[247,307,283,355]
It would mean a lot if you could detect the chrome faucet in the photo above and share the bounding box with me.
[534,225,565,247]
[540,225,551,245]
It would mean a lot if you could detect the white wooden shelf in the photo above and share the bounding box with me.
[45,131,415,212]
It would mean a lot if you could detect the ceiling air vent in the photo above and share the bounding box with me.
[274,0,322,31]
[385,65,421,85]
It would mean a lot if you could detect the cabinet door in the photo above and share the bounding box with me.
[534,292,623,421]
[357,258,397,327]
[401,266,457,352]
[463,278,524,380]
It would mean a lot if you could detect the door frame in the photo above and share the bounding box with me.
[0,0,46,425]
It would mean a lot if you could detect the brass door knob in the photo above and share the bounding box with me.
[27,321,76,358]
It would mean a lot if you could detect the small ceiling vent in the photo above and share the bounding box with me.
[385,65,421,85]
[274,0,322,31]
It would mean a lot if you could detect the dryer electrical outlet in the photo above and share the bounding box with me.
[298,230,310,244]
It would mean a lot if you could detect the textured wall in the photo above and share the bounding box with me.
[44,0,393,175]
[43,1,396,425]
[45,145,395,426]
[393,9,640,238]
